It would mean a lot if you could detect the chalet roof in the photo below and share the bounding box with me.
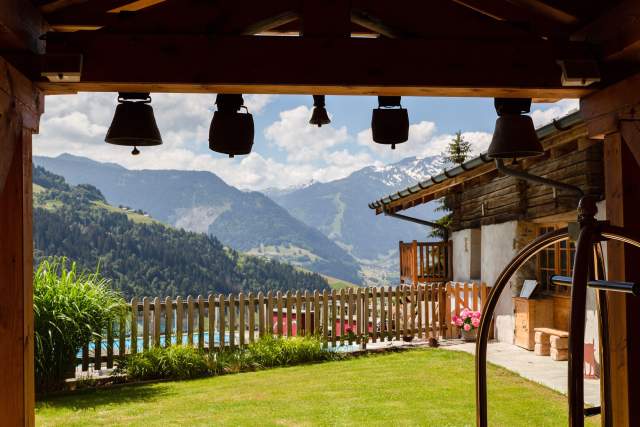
[368,110,583,214]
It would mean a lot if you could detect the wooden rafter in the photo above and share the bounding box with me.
[41,33,594,97]
[0,0,47,53]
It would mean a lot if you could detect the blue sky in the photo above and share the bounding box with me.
[33,94,578,190]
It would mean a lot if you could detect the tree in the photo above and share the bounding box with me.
[430,131,472,239]
[444,131,472,167]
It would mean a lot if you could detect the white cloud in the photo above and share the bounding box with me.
[265,105,350,162]
[357,121,491,161]
[531,99,579,127]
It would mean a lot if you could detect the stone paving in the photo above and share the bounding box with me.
[442,341,601,406]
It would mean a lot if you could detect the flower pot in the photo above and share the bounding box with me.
[462,328,477,342]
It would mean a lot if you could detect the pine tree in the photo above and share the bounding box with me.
[443,131,472,167]
[430,131,472,239]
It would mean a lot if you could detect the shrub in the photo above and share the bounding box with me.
[247,335,338,368]
[34,258,126,392]
[119,346,209,381]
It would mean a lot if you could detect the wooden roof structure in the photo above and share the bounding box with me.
[368,111,584,215]
[3,1,640,426]
[2,0,640,98]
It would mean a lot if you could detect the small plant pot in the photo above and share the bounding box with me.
[462,328,477,342]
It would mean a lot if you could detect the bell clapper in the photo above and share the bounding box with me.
[132,146,140,155]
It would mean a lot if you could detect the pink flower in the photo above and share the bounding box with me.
[473,311,482,319]
[461,308,470,318]
[471,318,480,328]
[455,318,463,327]
[463,323,471,331]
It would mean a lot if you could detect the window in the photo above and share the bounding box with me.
[536,224,575,295]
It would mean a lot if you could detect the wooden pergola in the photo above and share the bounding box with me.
[2,0,640,425]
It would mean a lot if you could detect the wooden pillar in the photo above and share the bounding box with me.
[603,132,640,426]
[0,57,42,427]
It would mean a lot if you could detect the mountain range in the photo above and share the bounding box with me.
[34,154,444,285]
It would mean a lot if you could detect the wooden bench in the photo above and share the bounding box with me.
[534,328,569,360]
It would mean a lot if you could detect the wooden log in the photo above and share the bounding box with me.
[535,343,551,356]
[198,295,205,350]
[550,335,569,349]
[276,291,283,337]
[248,292,255,344]
[106,321,113,369]
[175,296,183,346]
[153,296,161,347]
[208,294,216,352]
[314,290,321,335]
[82,344,89,371]
[339,289,346,344]
[304,291,313,336]
[295,290,303,337]
[286,291,293,337]
[550,348,569,361]
[219,294,226,348]
[119,313,126,357]
[445,283,452,339]
[535,331,550,345]
[417,285,423,339]
[142,297,150,351]
[164,296,172,348]
[371,287,378,342]
[267,291,274,336]
[331,289,338,347]
[239,292,246,347]
[94,334,102,371]
[322,290,329,347]
[228,294,236,348]
[258,292,265,338]
[395,286,401,340]
[130,297,138,354]
[187,295,194,346]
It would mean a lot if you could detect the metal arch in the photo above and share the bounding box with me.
[475,228,569,427]
[475,223,640,427]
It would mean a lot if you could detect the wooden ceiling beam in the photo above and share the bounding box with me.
[301,0,350,38]
[572,0,640,62]
[508,0,578,25]
[41,33,595,97]
[0,0,47,53]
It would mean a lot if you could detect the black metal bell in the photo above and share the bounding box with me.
[209,94,254,158]
[309,95,331,127]
[487,98,544,159]
[105,93,162,149]
[371,96,409,149]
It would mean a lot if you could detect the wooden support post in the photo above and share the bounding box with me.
[603,131,640,426]
[0,56,41,427]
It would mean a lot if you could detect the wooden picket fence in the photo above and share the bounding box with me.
[78,282,487,374]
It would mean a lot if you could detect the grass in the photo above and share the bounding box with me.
[321,273,359,290]
[36,349,597,427]
[92,201,160,225]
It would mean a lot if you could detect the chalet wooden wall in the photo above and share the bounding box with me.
[447,139,603,231]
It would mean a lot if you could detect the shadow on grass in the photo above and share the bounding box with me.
[36,381,171,412]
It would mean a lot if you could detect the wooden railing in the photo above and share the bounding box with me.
[77,282,486,375]
[399,240,452,284]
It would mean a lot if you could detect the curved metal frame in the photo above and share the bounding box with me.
[475,222,640,427]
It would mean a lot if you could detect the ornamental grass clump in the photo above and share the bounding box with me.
[120,346,209,381]
[34,258,126,392]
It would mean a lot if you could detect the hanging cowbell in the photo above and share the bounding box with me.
[105,92,162,155]
[371,96,409,149]
[209,94,254,158]
[487,98,543,160]
[309,95,331,127]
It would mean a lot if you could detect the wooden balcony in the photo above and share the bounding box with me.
[399,240,452,284]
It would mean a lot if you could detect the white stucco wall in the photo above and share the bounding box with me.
[452,228,481,282]
[481,221,519,343]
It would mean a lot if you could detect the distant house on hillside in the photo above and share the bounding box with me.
[368,111,603,372]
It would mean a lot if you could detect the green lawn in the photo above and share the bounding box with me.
[36,349,596,427]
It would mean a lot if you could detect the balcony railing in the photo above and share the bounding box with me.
[399,240,452,284]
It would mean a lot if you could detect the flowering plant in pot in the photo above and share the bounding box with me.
[452,308,481,341]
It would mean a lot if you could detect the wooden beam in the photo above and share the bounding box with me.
[302,0,350,38]
[620,121,640,169]
[41,34,593,97]
[0,0,47,53]
[572,1,640,62]
[0,60,39,427]
[508,0,578,25]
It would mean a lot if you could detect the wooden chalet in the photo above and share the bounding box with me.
[370,111,603,345]
[3,0,640,425]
